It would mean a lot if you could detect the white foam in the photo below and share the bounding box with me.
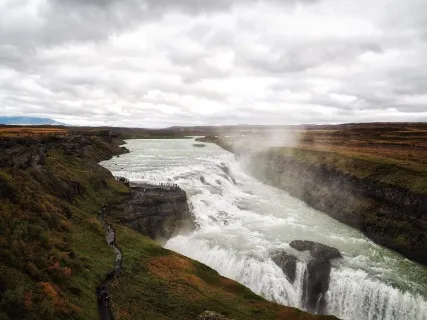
[327,268,427,320]
[165,236,306,307]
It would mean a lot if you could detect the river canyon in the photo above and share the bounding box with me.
[101,138,427,320]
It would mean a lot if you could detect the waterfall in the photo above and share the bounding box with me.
[101,138,427,320]
[165,236,307,307]
[166,236,427,320]
[326,268,427,320]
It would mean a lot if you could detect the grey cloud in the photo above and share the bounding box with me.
[1,0,319,51]
[1,0,427,127]
[237,39,385,74]
[54,0,319,14]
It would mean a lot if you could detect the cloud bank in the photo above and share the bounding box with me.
[1,0,426,127]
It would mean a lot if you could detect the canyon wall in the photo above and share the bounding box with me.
[108,185,194,243]
[242,149,427,266]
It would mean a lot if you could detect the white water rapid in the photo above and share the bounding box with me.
[101,139,427,320]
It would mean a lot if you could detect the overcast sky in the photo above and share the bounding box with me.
[1,0,426,127]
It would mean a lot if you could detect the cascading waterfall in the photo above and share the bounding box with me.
[101,139,427,320]
[165,236,307,307]
[326,268,427,320]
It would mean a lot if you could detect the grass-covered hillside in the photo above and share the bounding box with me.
[0,135,130,319]
[267,147,427,195]
[0,134,335,320]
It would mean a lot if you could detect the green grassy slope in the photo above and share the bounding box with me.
[0,137,130,319]
[269,147,427,195]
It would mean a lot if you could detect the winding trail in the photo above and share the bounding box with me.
[96,206,123,320]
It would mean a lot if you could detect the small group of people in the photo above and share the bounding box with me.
[107,225,115,247]
[98,286,110,306]
[158,182,180,191]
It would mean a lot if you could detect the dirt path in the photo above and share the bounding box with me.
[97,206,123,320]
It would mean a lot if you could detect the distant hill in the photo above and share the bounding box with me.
[0,116,66,125]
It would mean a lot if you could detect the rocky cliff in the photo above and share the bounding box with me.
[108,184,194,243]
[272,241,342,314]
[244,149,427,266]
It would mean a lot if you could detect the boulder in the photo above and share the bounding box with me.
[271,252,298,283]
[289,240,342,260]
[292,240,342,313]
[304,259,331,313]
[117,176,130,187]
[271,240,342,314]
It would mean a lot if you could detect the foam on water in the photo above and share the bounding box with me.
[166,236,306,307]
[101,139,427,320]
[327,268,427,320]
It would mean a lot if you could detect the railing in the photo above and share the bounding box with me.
[114,177,180,191]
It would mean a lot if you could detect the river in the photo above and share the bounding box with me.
[101,138,427,320]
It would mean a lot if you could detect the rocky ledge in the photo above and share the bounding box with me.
[108,183,194,242]
[272,240,342,314]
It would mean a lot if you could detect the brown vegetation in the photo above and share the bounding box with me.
[0,127,69,137]
[296,123,427,169]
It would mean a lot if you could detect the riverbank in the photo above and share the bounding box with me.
[0,133,335,320]
[197,124,427,266]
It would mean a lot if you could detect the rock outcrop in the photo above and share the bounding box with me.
[110,184,194,242]
[290,240,342,260]
[271,252,298,283]
[272,240,342,314]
